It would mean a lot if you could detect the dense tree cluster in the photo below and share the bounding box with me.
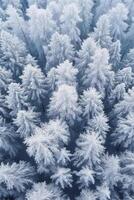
[0,0,134,199]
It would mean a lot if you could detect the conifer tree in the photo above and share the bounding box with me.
[48,84,80,125]
[46,32,74,71]
[21,64,46,106]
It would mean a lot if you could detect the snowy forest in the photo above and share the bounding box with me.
[1,0,134,199]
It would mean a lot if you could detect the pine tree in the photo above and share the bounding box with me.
[46,32,74,71]
[26,182,68,200]
[77,189,97,200]
[110,40,121,71]
[0,30,27,77]
[123,48,134,71]
[14,109,40,138]
[6,83,28,116]
[0,161,35,193]
[76,166,95,188]
[82,48,113,97]
[109,83,126,106]
[27,4,56,62]
[96,183,111,200]
[101,154,120,188]
[0,118,18,157]
[73,131,104,168]
[78,0,94,38]
[60,3,82,45]
[0,66,12,94]
[93,14,112,50]
[25,119,70,173]
[108,3,128,41]
[76,37,97,78]
[113,112,134,150]
[95,0,122,23]
[6,5,29,44]
[48,84,80,125]
[51,167,72,189]
[21,64,46,106]
[87,113,109,141]
[116,67,134,89]
[113,87,134,118]
[48,60,78,89]
[80,88,104,122]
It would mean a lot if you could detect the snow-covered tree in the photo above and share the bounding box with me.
[123,48,134,71]
[46,32,74,71]
[0,66,12,94]
[0,161,35,193]
[116,67,134,89]
[60,3,82,45]
[82,48,113,97]
[95,0,122,23]
[6,5,29,44]
[87,113,109,141]
[0,30,27,77]
[78,0,94,38]
[77,189,97,200]
[25,119,70,172]
[74,131,104,168]
[26,181,68,200]
[93,14,112,50]
[96,184,111,200]
[108,3,128,41]
[51,167,72,189]
[113,87,134,118]
[0,94,9,118]
[101,154,120,187]
[21,64,46,105]
[110,40,121,71]
[6,83,28,116]
[14,110,40,138]
[48,84,80,125]
[109,83,126,106]
[48,60,78,89]
[0,119,18,157]
[120,151,134,195]
[27,4,56,62]
[76,166,95,188]
[80,88,104,122]
[76,37,97,78]
[113,112,134,150]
